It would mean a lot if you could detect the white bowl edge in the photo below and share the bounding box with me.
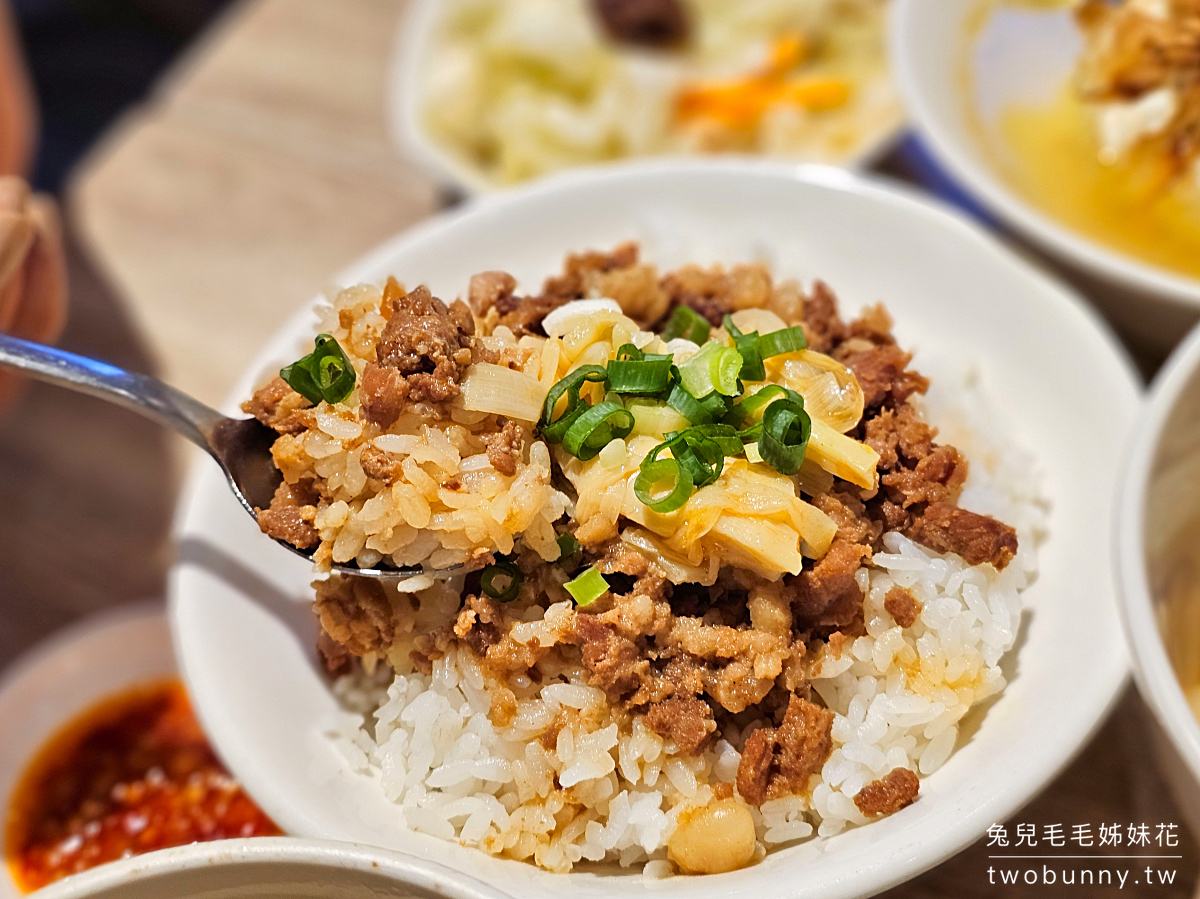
[890,0,1200,314]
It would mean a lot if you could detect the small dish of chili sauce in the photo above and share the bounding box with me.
[5,679,280,892]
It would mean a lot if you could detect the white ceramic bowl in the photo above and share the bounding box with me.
[0,605,175,899]
[1116,321,1200,840]
[171,159,1140,899]
[389,0,904,196]
[891,0,1200,348]
[32,838,511,899]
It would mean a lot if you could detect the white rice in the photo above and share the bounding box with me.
[324,376,1047,873]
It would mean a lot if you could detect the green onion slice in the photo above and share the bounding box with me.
[759,396,812,475]
[565,567,610,607]
[562,400,634,460]
[723,384,803,429]
[538,365,608,443]
[480,558,523,602]
[607,356,673,395]
[758,325,808,358]
[666,383,724,425]
[681,423,745,458]
[661,305,711,344]
[280,334,356,405]
[556,532,581,561]
[648,430,724,489]
[634,458,694,513]
[723,315,766,382]
[678,342,743,398]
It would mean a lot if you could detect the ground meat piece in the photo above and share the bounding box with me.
[495,294,568,337]
[314,577,395,658]
[810,490,881,546]
[883,587,921,628]
[800,281,848,353]
[847,303,896,344]
[882,443,968,509]
[573,614,649,700]
[595,541,652,577]
[358,364,410,430]
[854,767,920,817]
[836,343,929,411]
[542,242,640,300]
[360,285,475,426]
[484,419,524,476]
[454,594,505,657]
[906,502,1019,570]
[592,0,689,47]
[658,263,772,328]
[644,696,716,755]
[540,242,667,326]
[359,445,401,485]
[736,729,776,806]
[467,270,517,317]
[773,695,835,791]
[864,405,936,472]
[256,480,319,549]
[735,695,835,806]
[241,376,312,434]
[316,631,352,677]
[786,539,871,630]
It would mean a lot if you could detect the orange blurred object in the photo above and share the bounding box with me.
[675,33,850,131]
[5,680,281,893]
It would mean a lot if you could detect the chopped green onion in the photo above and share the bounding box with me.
[613,343,670,364]
[537,365,608,443]
[556,532,581,561]
[607,356,673,395]
[661,305,711,344]
[562,400,634,460]
[723,315,766,382]
[648,430,724,489]
[634,458,694,513]
[680,423,745,458]
[758,325,808,358]
[678,341,743,398]
[667,381,710,424]
[280,334,356,405]
[759,396,812,475]
[480,558,523,602]
[615,343,644,362]
[723,385,802,429]
[565,567,610,606]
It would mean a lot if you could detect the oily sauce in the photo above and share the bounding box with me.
[995,89,1200,280]
[5,680,280,892]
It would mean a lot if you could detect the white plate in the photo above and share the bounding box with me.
[1116,320,1200,840]
[891,0,1200,348]
[34,838,510,899]
[389,0,904,196]
[171,159,1140,899]
[0,605,175,899]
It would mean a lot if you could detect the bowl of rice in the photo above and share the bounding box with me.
[171,159,1139,898]
[391,0,903,194]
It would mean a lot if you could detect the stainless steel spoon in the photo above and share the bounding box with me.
[0,333,441,581]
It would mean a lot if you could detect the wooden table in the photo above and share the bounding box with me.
[0,0,1193,894]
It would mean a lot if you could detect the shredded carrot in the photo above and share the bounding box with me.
[674,32,850,131]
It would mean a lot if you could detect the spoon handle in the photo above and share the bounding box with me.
[0,334,228,451]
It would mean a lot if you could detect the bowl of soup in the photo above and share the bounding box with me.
[1117,318,1200,839]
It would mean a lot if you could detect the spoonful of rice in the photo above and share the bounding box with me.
[0,334,441,581]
